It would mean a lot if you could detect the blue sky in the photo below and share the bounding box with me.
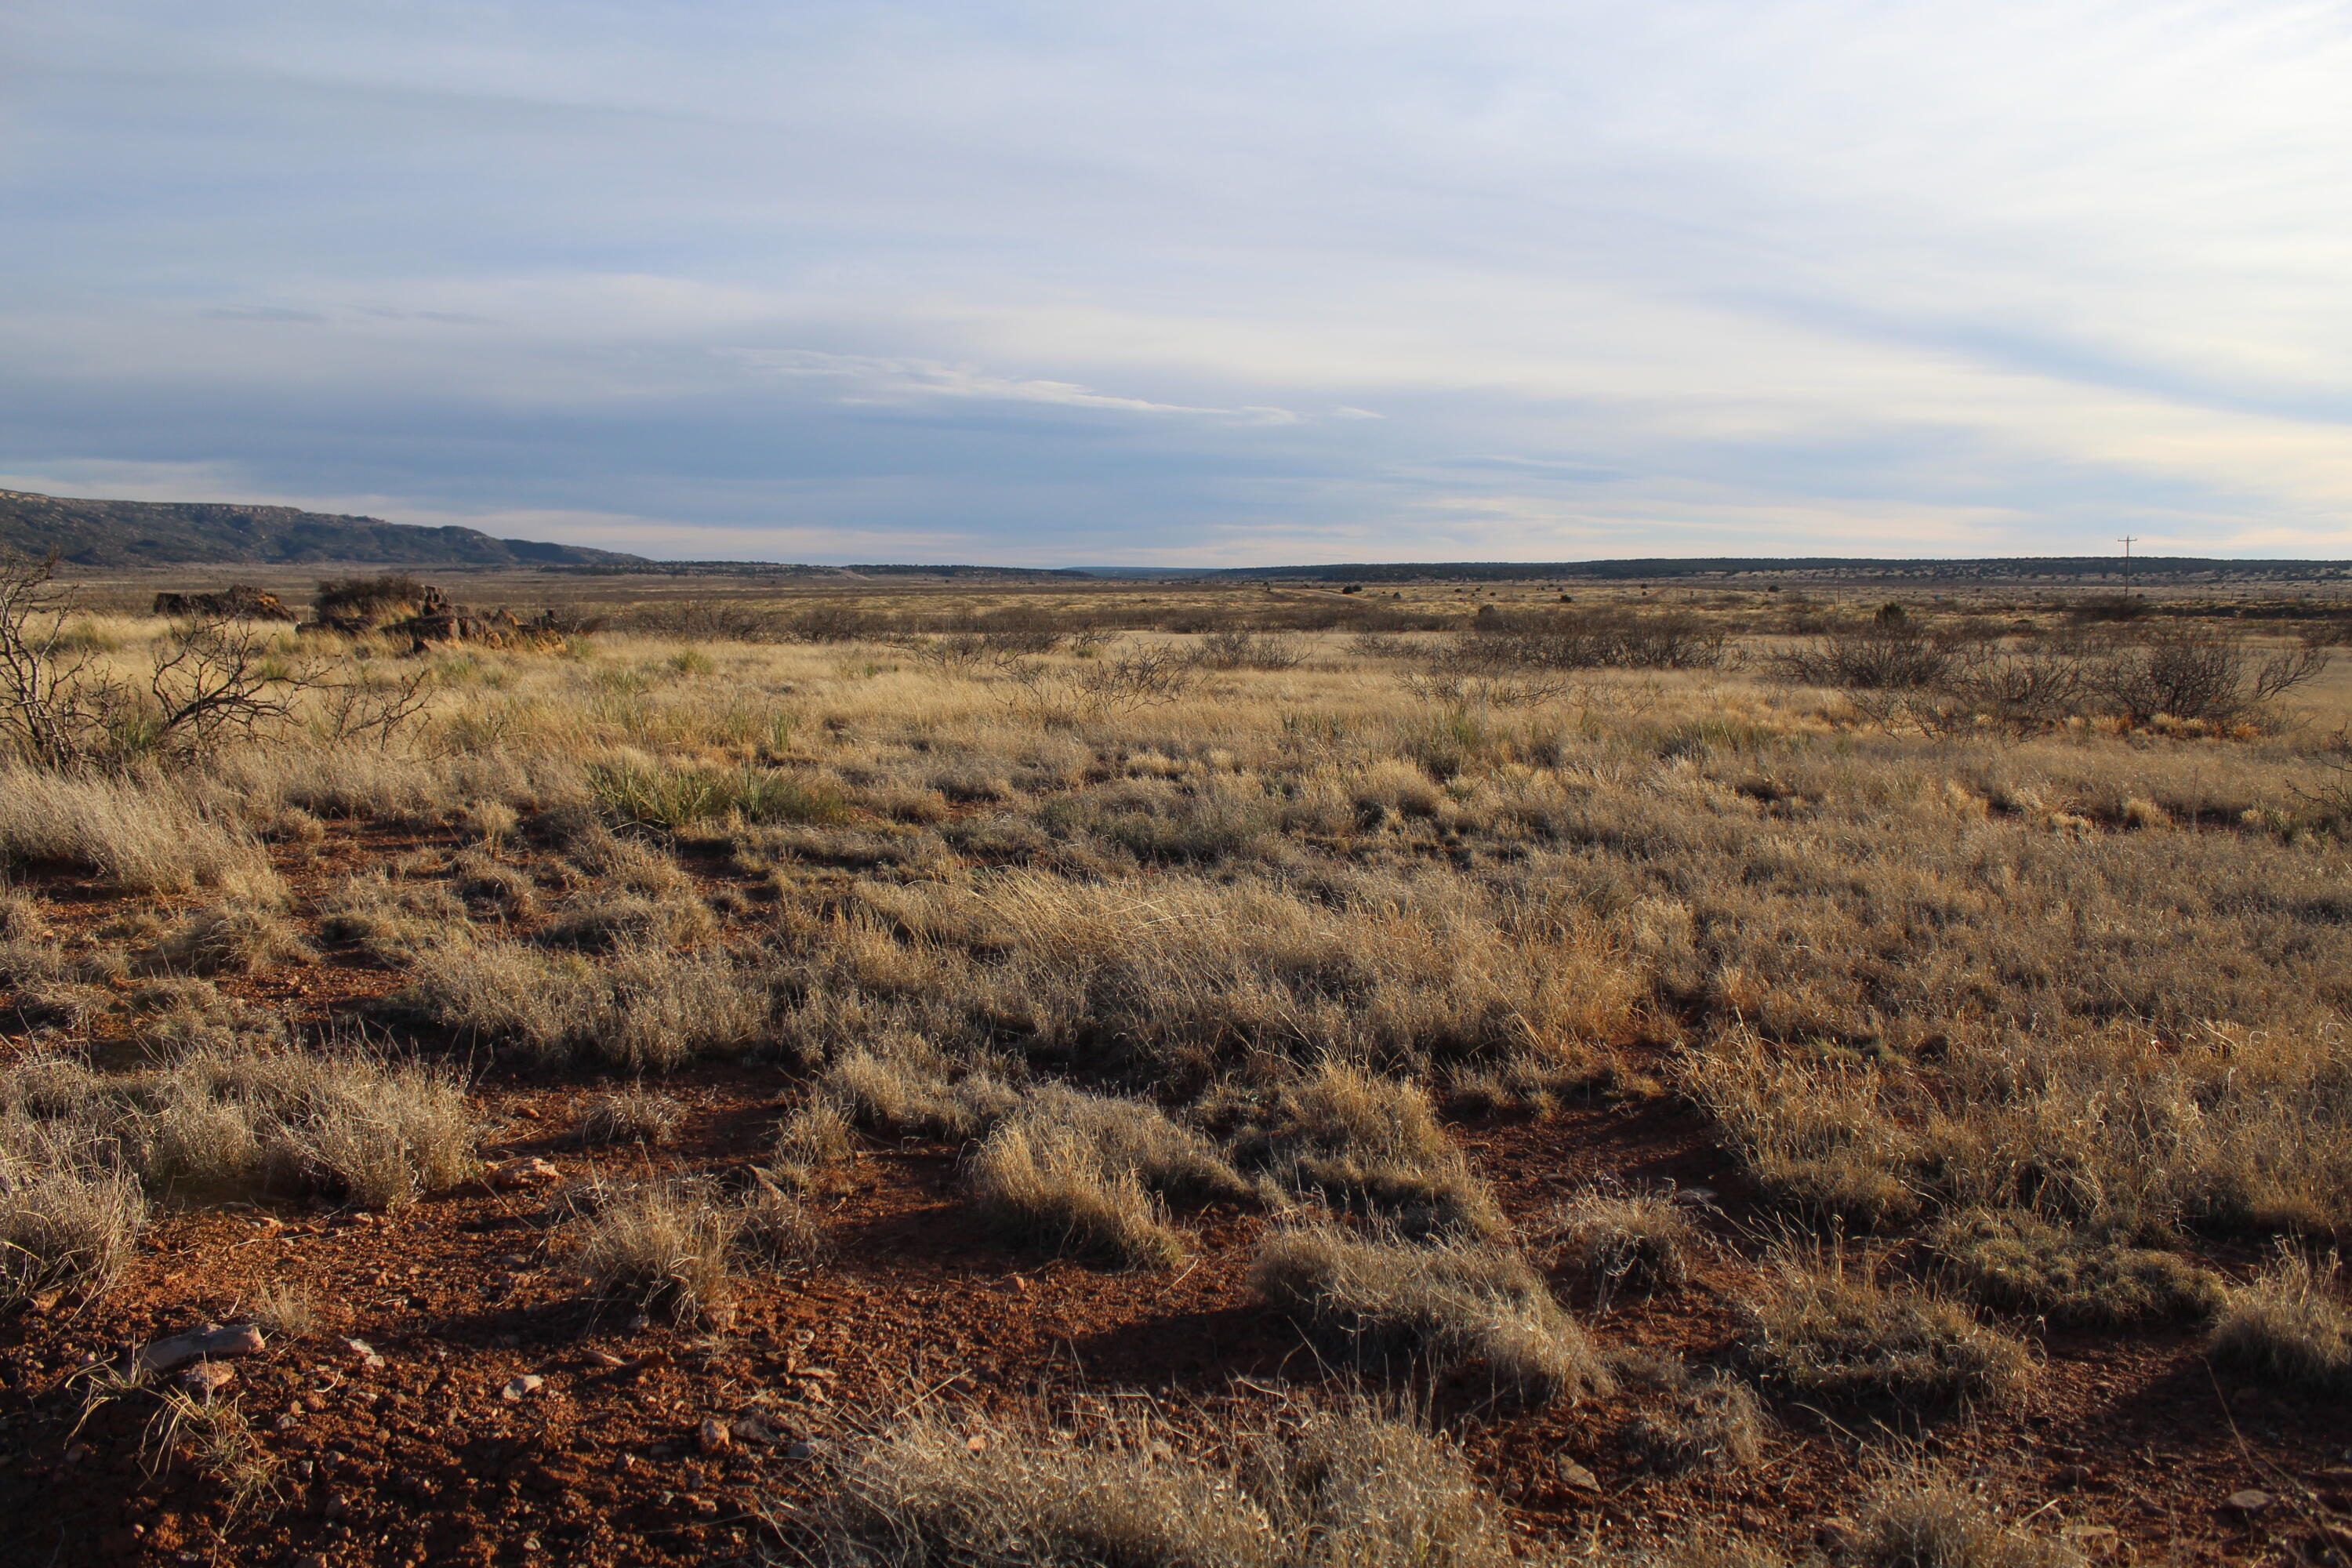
[5,2,2351,564]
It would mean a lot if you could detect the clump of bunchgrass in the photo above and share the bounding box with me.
[579,1180,738,1327]
[2208,1246,2352,1392]
[1926,1209,2223,1325]
[1551,1185,1704,1302]
[1749,1250,2033,1413]
[1251,1222,1610,1403]
[578,1088,683,1147]
[1219,1060,1503,1239]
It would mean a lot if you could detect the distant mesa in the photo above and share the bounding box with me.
[0,488,644,568]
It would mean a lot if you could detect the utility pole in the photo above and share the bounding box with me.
[2118,535,2137,596]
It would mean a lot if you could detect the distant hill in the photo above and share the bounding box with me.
[0,488,648,568]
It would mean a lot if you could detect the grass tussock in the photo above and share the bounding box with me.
[0,1129,147,1306]
[393,938,768,1071]
[1624,1365,1768,1475]
[769,1097,855,1192]
[1925,1210,2223,1325]
[1551,1186,1704,1301]
[818,1040,1024,1142]
[818,1401,1515,1568]
[578,1088,683,1147]
[2,1039,479,1211]
[1749,1254,2033,1413]
[137,900,317,977]
[968,1120,1187,1269]
[956,1083,1245,1268]
[1852,1473,2085,1568]
[2207,1246,2352,1392]
[1250,1223,1610,1402]
[1219,1060,1503,1238]
[0,766,279,898]
[579,1181,738,1327]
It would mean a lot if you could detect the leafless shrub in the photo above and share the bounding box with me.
[1454,607,1728,672]
[1749,1252,2032,1413]
[1551,1185,1703,1302]
[580,1180,737,1326]
[1218,1060,1504,1238]
[579,1088,682,1147]
[2085,633,2325,726]
[1251,1223,1611,1402]
[1002,644,1199,723]
[2208,1246,2352,1392]
[818,1399,1515,1568]
[1853,1472,2085,1568]
[1196,630,1306,671]
[1924,1210,2223,1325]
[1777,624,1958,691]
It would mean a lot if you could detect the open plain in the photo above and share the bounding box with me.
[5,564,2352,1568]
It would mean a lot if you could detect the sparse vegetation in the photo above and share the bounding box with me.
[3,571,2348,1562]
[1749,1254,2034,1412]
[1251,1223,1611,1401]
[2208,1246,2352,1392]
[1926,1210,2224,1325]
[579,1180,738,1326]
[819,1401,1515,1568]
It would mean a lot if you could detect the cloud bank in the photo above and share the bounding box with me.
[4,1,2350,563]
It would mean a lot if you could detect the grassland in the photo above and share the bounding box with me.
[3,564,2351,1566]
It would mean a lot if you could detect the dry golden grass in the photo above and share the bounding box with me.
[6,584,2351,1432]
[2208,1246,2352,1392]
[1748,1251,2034,1414]
[820,1399,1515,1568]
[579,1180,738,1327]
[1251,1222,1611,1402]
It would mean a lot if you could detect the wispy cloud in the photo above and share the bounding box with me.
[3,1,2350,562]
[720,349,1297,423]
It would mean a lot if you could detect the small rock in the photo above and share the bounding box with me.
[965,1434,988,1454]
[132,1323,267,1377]
[2226,1489,2274,1515]
[587,1351,626,1370]
[699,1417,731,1454]
[61,1443,88,1465]
[488,1157,561,1190]
[731,1415,778,1444]
[1555,1457,1602,1494]
[785,1439,828,1461]
[342,1338,385,1371]
[181,1361,237,1397]
[502,1375,544,1403]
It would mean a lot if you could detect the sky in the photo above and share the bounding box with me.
[5,2,2352,565]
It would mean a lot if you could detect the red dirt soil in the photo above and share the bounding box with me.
[3,829,2349,1568]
